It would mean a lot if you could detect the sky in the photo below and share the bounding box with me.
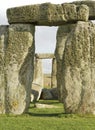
[0,0,77,73]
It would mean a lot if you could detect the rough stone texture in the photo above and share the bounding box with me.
[0,26,8,114]
[31,58,43,102]
[40,87,58,100]
[61,21,95,114]
[5,24,35,114]
[35,53,54,59]
[40,88,53,100]
[51,58,57,88]
[72,1,95,20]
[55,24,75,102]
[35,103,59,108]
[44,74,51,87]
[61,3,89,22]
[31,84,42,102]
[50,87,58,100]
[7,3,89,26]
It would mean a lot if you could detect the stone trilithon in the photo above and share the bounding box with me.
[1,1,95,115]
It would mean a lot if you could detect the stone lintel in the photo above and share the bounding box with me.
[72,1,95,20]
[35,53,55,59]
[7,3,89,26]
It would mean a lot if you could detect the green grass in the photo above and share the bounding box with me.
[0,100,95,130]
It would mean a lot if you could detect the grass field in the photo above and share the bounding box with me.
[0,100,95,130]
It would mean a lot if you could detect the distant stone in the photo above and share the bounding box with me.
[31,84,42,102]
[31,58,43,102]
[35,53,54,59]
[50,87,58,100]
[41,88,53,100]
[61,21,95,114]
[35,103,59,108]
[7,3,89,25]
[40,87,58,100]
[51,58,57,88]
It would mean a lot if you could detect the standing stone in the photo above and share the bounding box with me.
[5,24,35,114]
[55,24,75,102]
[31,58,43,101]
[62,21,95,114]
[51,58,57,88]
[0,26,8,114]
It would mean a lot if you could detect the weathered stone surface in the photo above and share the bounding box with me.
[7,3,89,25]
[40,87,58,100]
[31,58,43,102]
[31,84,42,102]
[40,88,53,100]
[35,103,59,108]
[50,87,58,100]
[35,53,54,59]
[5,24,35,114]
[0,26,8,114]
[72,1,95,20]
[55,24,75,102]
[44,74,51,87]
[61,21,95,114]
[61,3,89,22]
[51,58,57,88]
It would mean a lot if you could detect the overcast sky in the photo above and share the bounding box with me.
[0,0,76,73]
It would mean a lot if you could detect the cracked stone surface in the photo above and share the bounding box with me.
[56,21,95,114]
[7,3,89,25]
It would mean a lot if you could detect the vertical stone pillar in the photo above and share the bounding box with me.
[51,58,57,88]
[56,21,95,114]
[62,21,95,114]
[5,24,35,114]
[0,26,8,114]
[55,24,75,102]
[31,58,43,101]
[33,58,43,87]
